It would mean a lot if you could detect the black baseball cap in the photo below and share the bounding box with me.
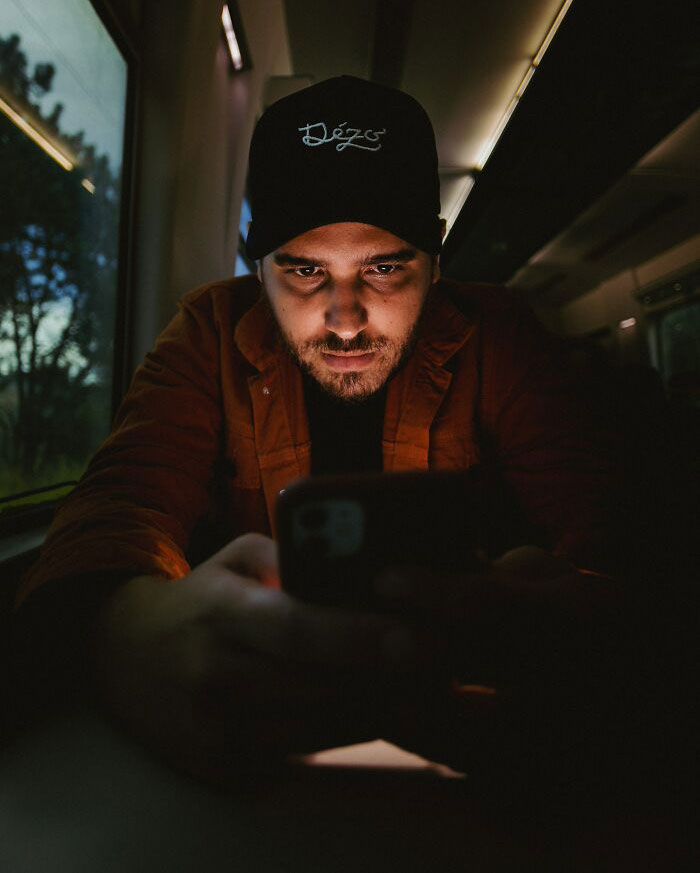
[245,75,442,261]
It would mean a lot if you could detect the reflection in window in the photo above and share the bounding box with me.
[235,253,251,277]
[0,0,127,511]
[239,195,251,242]
[659,300,700,407]
[235,195,254,276]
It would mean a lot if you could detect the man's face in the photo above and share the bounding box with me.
[259,222,440,401]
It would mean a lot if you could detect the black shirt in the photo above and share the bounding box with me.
[302,371,386,476]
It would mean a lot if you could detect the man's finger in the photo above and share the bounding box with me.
[373,561,493,618]
[211,581,418,671]
[202,646,386,711]
[213,533,280,587]
[374,548,588,623]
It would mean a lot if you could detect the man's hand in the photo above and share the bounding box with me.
[373,547,629,780]
[376,546,622,686]
[91,534,417,784]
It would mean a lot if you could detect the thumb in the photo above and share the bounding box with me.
[213,533,280,588]
[493,546,575,583]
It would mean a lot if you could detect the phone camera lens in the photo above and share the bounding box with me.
[299,505,328,529]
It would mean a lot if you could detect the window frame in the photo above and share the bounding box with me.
[235,194,256,276]
[653,294,700,387]
[0,0,139,540]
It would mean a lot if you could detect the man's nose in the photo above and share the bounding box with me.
[324,279,368,339]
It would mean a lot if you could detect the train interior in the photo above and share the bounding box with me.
[0,0,698,867]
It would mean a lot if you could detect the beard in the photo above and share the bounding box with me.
[259,280,429,403]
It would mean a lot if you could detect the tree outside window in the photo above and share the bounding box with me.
[0,2,127,514]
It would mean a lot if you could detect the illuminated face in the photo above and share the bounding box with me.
[259,222,440,401]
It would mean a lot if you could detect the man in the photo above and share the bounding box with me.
[14,76,630,792]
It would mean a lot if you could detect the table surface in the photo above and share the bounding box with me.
[0,711,692,873]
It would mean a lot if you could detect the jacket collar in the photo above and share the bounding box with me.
[382,282,477,471]
[233,280,477,525]
[233,291,280,374]
[412,279,476,367]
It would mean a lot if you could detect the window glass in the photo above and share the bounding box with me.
[659,299,700,407]
[0,0,127,512]
[234,195,253,276]
[239,195,251,243]
[235,252,252,277]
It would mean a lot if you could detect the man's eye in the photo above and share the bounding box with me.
[369,263,400,275]
[292,266,321,278]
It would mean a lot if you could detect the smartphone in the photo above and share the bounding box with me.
[276,469,483,610]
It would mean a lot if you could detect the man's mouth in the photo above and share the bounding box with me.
[321,351,376,371]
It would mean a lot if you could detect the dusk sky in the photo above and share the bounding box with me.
[1,0,127,171]
[0,0,127,376]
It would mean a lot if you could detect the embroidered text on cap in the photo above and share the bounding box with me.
[298,121,387,152]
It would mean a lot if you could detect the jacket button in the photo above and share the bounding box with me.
[262,386,270,395]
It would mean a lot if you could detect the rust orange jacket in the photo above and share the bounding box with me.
[18,276,616,603]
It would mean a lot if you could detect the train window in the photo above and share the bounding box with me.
[0,1,129,521]
[235,195,255,276]
[658,300,700,406]
[235,253,252,277]
[239,195,252,242]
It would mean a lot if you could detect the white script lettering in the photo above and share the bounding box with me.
[298,121,387,152]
